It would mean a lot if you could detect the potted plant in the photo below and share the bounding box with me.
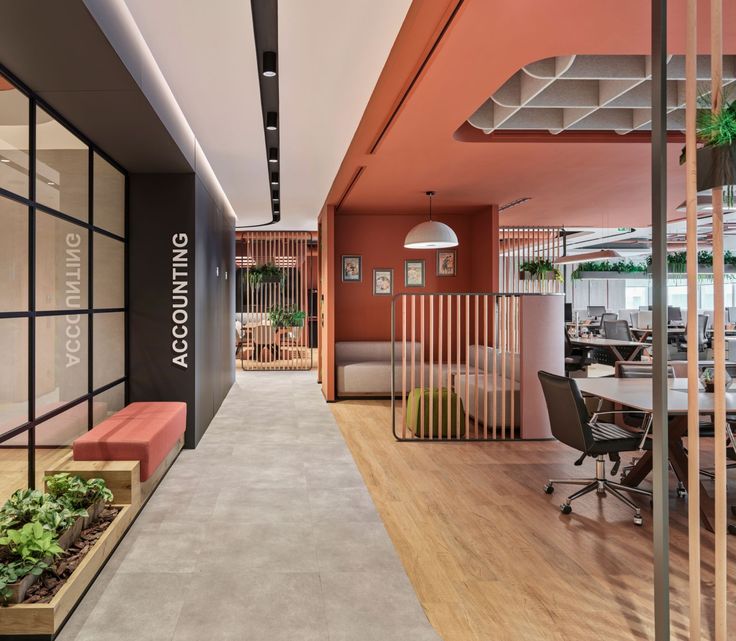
[518,258,562,282]
[247,263,283,287]
[45,473,113,529]
[680,94,736,204]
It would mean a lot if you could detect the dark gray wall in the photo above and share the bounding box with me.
[129,174,235,448]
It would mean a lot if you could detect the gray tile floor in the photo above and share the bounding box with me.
[57,369,440,641]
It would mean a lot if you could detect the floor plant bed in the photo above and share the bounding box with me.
[21,506,120,605]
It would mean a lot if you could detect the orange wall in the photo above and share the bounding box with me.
[334,211,496,342]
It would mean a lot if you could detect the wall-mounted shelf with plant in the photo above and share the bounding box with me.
[518,258,563,282]
[679,92,736,205]
[247,263,284,287]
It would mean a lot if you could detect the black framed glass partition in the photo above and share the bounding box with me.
[0,65,127,501]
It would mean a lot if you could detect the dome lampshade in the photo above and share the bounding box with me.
[404,191,458,249]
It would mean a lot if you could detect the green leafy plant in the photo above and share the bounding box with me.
[0,489,83,536]
[44,473,113,512]
[268,305,306,329]
[519,258,562,282]
[247,263,283,286]
[0,522,63,603]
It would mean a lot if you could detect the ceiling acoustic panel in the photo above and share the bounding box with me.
[467,55,736,135]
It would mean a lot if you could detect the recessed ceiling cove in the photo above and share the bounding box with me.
[467,55,736,135]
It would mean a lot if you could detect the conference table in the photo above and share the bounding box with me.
[576,377,735,532]
[569,336,647,362]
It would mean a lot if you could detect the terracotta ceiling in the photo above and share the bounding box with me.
[325,0,736,228]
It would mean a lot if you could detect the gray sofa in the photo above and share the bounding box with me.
[336,341,438,397]
[453,346,521,427]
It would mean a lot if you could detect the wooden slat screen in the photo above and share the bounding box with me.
[391,293,520,441]
[236,231,312,371]
[498,227,564,294]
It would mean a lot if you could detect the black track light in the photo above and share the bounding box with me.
[268,147,278,163]
[262,51,277,77]
[270,171,279,185]
[266,111,278,131]
[272,190,279,202]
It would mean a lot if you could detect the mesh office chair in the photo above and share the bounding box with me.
[603,320,633,341]
[538,370,652,525]
[668,306,683,323]
[599,313,618,335]
[679,314,709,353]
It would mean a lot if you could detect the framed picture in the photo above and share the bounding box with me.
[404,259,425,287]
[436,249,457,276]
[342,255,362,282]
[373,268,393,296]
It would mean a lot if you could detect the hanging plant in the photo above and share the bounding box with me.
[519,258,563,282]
[268,305,306,329]
[247,263,283,287]
[680,93,736,206]
[571,260,648,279]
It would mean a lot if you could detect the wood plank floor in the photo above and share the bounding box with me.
[331,399,735,641]
[0,447,73,502]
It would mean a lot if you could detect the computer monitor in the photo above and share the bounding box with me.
[587,305,606,319]
[638,310,653,329]
[728,307,736,324]
[668,306,683,323]
[564,302,573,323]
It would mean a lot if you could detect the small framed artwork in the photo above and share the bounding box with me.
[436,249,457,276]
[404,259,425,287]
[342,255,362,282]
[373,268,393,296]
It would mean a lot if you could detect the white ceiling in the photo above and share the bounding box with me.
[120,0,411,230]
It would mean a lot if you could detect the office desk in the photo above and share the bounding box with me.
[576,377,735,531]
[569,336,646,362]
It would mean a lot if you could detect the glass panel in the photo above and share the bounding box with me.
[93,153,124,237]
[0,318,28,435]
[0,430,28,504]
[35,107,88,221]
[35,315,88,416]
[35,212,88,311]
[93,383,125,426]
[34,402,87,489]
[93,233,124,309]
[0,196,28,312]
[0,74,29,197]
[93,312,124,389]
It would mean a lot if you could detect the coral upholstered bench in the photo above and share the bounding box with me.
[73,402,186,482]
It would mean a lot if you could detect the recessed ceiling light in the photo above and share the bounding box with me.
[272,190,279,202]
[47,181,55,186]
[270,171,279,185]
[0,158,10,163]
[262,51,277,77]
[268,147,278,163]
[266,112,278,131]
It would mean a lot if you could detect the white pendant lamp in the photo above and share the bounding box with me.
[404,191,459,249]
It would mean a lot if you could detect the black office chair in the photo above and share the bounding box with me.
[564,330,593,375]
[599,313,618,335]
[614,362,685,497]
[603,320,633,342]
[538,370,652,525]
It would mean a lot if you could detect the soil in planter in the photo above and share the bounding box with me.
[21,507,120,604]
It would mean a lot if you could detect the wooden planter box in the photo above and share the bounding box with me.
[4,499,108,605]
[697,143,736,192]
[519,270,557,281]
[0,505,133,639]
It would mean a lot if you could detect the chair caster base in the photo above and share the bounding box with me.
[561,503,572,515]
[544,483,554,495]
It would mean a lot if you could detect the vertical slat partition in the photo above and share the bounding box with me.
[392,292,524,441]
